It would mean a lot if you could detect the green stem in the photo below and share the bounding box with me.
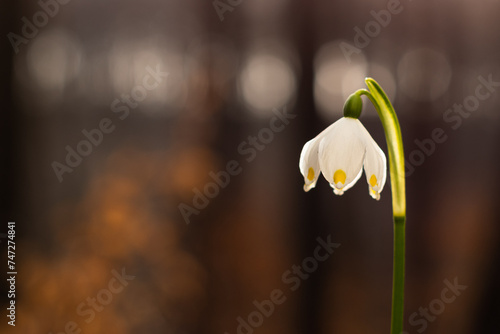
[353,78,406,334]
[392,215,406,334]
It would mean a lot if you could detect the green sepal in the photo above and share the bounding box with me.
[343,92,363,119]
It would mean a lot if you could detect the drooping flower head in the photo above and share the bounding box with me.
[298,78,407,334]
[299,93,387,200]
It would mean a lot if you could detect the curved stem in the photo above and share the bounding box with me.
[353,78,406,334]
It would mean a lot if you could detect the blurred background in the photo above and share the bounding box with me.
[1,0,500,333]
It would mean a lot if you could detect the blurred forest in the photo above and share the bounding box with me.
[1,0,500,333]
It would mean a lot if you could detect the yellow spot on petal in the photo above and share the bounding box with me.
[307,167,315,181]
[333,170,346,185]
[369,174,378,187]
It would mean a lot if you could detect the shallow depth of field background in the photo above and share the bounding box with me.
[1,0,500,333]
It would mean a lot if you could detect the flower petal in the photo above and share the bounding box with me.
[318,118,365,195]
[299,119,344,191]
[299,136,321,192]
[361,128,387,200]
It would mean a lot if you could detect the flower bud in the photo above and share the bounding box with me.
[343,93,363,119]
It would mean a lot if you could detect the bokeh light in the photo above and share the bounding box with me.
[27,29,82,93]
[239,41,298,117]
[108,38,185,114]
[314,40,368,120]
[397,47,452,102]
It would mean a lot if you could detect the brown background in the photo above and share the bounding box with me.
[1,0,499,333]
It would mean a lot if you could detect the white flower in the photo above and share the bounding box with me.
[299,117,387,200]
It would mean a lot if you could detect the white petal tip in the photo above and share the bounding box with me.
[333,188,344,196]
[369,189,381,201]
[330,182,345,196]
[303,183,315,192]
